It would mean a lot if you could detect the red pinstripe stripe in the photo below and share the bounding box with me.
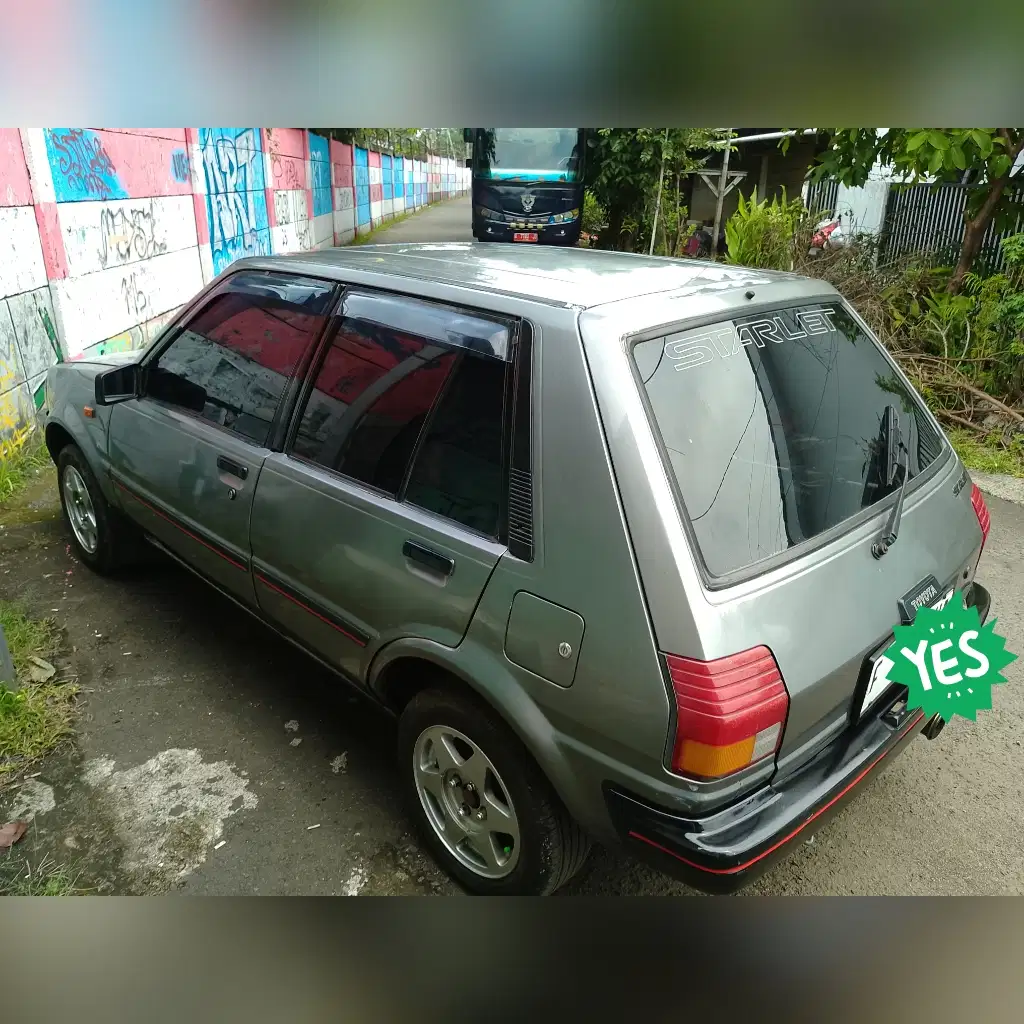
[255,573,366,647]
[115,479,247,571]
[629,709,924,876]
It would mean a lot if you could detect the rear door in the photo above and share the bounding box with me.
[628,298,982,770]
[249,289,514,681]
[108,270,336,604]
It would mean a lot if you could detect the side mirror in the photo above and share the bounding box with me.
[94,364,140,406]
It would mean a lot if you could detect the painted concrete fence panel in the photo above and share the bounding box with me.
[0,127,468,437]
[393,156,405,215]
[331,140,356,245]
[1,132,60,429]
[369,150,383,227]
[354,147,370,233]
[382,154,394,221]
[192,127,272,281]
[309,133,333,250]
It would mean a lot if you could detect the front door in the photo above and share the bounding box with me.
[249,289,516,681]
[108,270,337,603]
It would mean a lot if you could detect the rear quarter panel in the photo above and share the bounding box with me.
[447,303,675,836]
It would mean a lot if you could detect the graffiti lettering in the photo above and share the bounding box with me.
[309,135,332,218]
[121,273,148,318]
[273,190,311,251]
[199,128,270,276]
[98,206,168,267]
[271,156,304,191]
[171,148,190,183]
[46,128,124,201]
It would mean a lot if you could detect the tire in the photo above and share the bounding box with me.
[57,444,136,574]
[398,685,590,895]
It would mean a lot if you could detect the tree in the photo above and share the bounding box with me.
[802,129,1024,293]
[587,129,722,252]
[320,129,463,159]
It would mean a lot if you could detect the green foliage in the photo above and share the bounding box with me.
[724,189,808,270]
[798,232,1024,474]
[0,602,76,779]
[587,129,722,251]
[0,428,50,504]
[947,429,1024,478]
[581,190,606,238]
[799,129,1024,290]
[322,129,463,158]
[808,129,1021,220]
[0,854,84,896]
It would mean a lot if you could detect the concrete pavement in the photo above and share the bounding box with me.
[365,195,472,243]
[2,196,1022,895]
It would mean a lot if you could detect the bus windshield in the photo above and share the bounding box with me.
[474,129,583,182]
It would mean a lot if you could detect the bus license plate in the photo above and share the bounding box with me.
[513,232,538,242]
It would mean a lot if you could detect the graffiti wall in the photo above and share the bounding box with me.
[0,127,469,437]
[1,128,60,431]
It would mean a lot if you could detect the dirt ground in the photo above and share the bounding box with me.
[0,467,456,895]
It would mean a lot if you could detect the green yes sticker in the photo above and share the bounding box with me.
[883,591,1016,723]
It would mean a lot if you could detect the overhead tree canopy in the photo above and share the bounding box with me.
[799,128,1024,292]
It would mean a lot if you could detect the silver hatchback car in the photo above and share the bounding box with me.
[44,244,992,894]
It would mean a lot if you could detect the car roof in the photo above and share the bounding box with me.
[231,243,808,311]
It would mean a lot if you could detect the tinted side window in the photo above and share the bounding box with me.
[292,317,457,494]
[151,272,334,446]
[405,354,507,537]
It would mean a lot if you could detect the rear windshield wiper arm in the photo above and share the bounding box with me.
[872,405,909,559]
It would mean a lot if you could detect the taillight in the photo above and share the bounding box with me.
[666,646,789,780]
[971,483,990,551]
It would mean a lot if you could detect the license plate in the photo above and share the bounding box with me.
[513,232,538,242]
[858,585,955,718]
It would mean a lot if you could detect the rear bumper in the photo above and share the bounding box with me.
[606,582,991,893]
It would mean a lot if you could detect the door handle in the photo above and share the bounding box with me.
[402,540,454,578]
[216,455,248,480]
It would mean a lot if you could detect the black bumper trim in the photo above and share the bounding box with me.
[607,580,994,893]
[606,706,925,893]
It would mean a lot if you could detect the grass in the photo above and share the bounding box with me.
[0,854,84,895]
[0,427,51,505]
[0,602,77,780]
[947,429,1024,479]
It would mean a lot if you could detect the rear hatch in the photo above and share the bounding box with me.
[626,296,984,776]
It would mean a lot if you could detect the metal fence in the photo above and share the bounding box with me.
[805,177,840,217]
[879,182,1024,272]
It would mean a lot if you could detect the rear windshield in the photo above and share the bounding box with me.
[633,301,944,578]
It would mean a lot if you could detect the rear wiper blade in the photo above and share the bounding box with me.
[872,405,908,559]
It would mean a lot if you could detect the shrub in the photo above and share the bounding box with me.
[724,189,809,270]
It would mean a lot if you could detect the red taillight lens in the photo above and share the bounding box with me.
[666,646,789,780]
[971,483,991,551]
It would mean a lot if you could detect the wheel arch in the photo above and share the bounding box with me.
[369,637,589,826]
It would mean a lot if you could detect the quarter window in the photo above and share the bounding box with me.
[404,352,507,537]
[149,272,334,446]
